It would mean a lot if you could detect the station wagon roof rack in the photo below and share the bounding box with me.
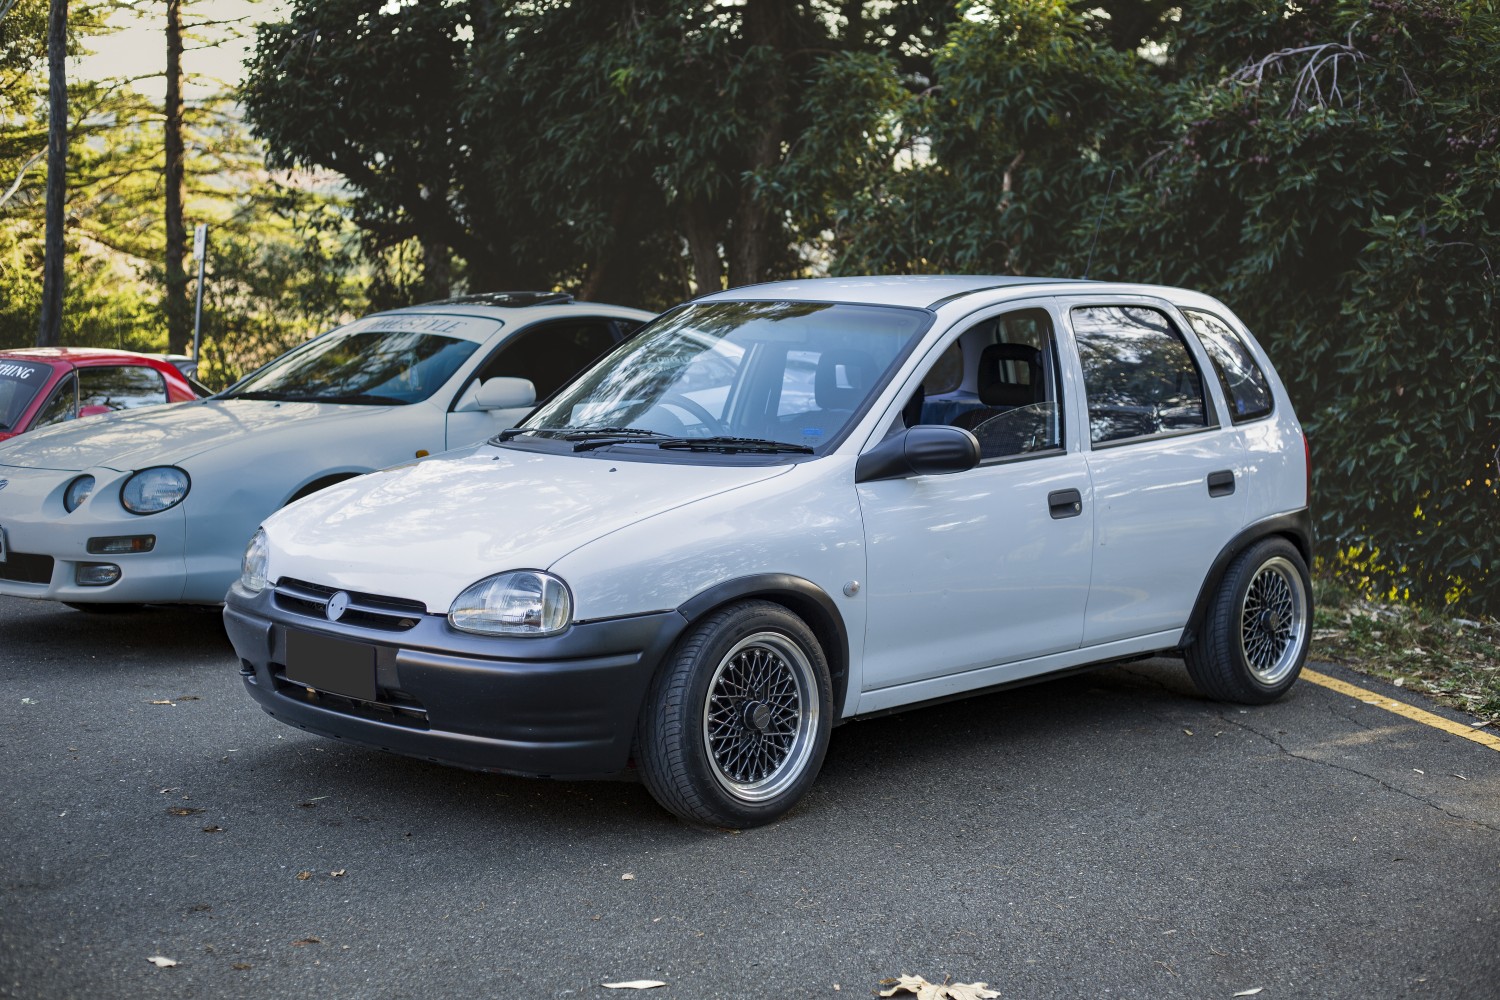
[421,291,575,308]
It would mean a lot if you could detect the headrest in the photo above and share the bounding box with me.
[977,343,1043,407]
[815,350,875,411]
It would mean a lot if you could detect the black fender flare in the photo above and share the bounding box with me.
[677,574,851,722]
[1178,509,1313,649]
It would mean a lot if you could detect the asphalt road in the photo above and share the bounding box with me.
[1,595,1496,1000]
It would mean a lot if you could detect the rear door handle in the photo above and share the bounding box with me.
[1048,488,1083,519]
[1207,470,1236,497]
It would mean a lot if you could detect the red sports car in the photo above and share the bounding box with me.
[0,347,204,443]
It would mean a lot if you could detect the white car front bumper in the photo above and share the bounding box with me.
[0,464,197,604]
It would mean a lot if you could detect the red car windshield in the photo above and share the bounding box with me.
[0,360,53,432]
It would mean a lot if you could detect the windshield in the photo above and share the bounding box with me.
[223,322,482,405]
[0,359,53,431]
[519,300,930,453]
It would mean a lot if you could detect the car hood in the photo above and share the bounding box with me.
[0,399,390,473]
[262,446,794,611]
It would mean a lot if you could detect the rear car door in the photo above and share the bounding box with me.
[1062,298,1247,647]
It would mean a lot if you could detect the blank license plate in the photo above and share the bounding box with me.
[284,630,377,702]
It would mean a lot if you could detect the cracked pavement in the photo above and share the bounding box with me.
[2,596,1496,999]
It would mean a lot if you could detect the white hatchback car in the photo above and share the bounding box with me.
[0,293,653,608]
[224,276,1312,827]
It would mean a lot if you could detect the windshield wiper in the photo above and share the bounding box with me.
[566,428,674,452]
[652,436,815,454]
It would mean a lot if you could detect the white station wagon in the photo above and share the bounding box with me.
[224,276,1313,827]
[0,293,653,609]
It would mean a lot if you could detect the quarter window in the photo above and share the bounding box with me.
[1182,309,1274,423]
[1072,305,1213,445]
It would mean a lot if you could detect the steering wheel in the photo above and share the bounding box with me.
[657,394,726,435]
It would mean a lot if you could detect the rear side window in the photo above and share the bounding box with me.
[33,372,79,428]
[1182,309,1274,424]
[78,366,168,412]
[1072,305,1213,445]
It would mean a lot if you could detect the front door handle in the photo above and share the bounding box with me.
[1048,488,1083,519]
[1207,470,1236,498]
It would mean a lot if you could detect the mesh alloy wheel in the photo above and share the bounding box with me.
[701,631,820,803]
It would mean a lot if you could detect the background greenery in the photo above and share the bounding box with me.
[2,0,1495,612]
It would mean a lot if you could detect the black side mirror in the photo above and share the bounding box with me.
[855,425,981,483]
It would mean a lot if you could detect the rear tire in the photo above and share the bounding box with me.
[1186,537,1311,704]
[636,600,832,828]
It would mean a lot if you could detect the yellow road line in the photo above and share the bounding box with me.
[1302,668,1500,752]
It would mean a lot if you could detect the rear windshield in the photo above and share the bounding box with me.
[0,360,53,431]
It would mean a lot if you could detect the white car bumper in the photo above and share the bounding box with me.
[0,464,198,604]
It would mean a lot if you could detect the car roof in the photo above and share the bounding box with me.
[0,347,184,367]
[693,275,1230,312]
[366,291,655,325]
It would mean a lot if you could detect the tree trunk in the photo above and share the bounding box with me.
[164,0,190,354]
[35,0,66,347]
[682,201,722,295]
[726,0,789,289]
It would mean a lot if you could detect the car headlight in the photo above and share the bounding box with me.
[64,475,96,513]
[240,529,269,593]
[120,466,190,514]
[448,570,571,636]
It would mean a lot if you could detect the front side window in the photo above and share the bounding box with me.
[0,360,53,431]
[518,300,930,455]
[224,325,482,405]
[929,308,1064,460]
[78,366,167,412]
[1072,305,1213,445]
[1182,309,1274,423]
[33,372,79,429]
[472,320,618,402]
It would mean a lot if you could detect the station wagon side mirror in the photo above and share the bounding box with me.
[454,376,537,413]
[854,425,981,483]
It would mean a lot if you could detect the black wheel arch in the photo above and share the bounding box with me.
[676,574,850,723]
[284,472,363,506]
[1177,509,1313,650]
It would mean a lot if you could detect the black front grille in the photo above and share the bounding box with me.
[271,669,430,730]
[272,578,427,632]
[0,552,54,585]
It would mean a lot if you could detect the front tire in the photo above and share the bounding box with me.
[636,601,832,828]
[1186,537,1312,704]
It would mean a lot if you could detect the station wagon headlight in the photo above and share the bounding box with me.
[64,475,96,512]
[240,529,269,593]
[120,466,190,515]
[449,571,571,636]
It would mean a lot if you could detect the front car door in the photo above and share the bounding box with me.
[856,302,1095,702]
[445,318,625,448]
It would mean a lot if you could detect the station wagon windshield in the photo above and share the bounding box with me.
[517,300,930,454]
[222,328,480,405]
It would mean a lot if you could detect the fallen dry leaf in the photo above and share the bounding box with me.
[878,974,999,1000]
[148,700,175,706]
[621,872,636,881]
[330,869,347,878]
[231,963,251,970]
[296,871,313,881]
[601,982,666,990]
[291,937,321,947]
[175,695,201,701]
[166,807,205,817]
[146,956,178,968]
[201,825,224,833]
[1232,990,1264,997]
